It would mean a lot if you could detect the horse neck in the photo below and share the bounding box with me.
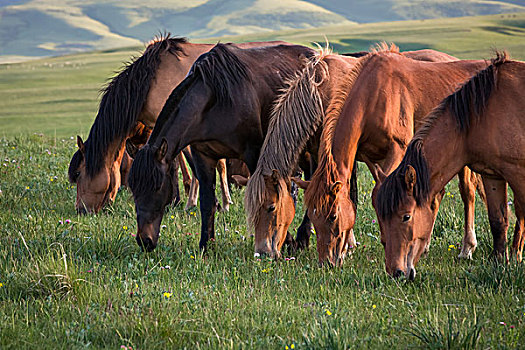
[419,113,469,198]
[140,43,215,126]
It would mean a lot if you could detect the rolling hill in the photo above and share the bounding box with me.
[0,0,524,62]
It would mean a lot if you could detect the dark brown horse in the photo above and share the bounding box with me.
[127,43,318,251]
[376,53,525,279]
[295,48,490,266]
[241,44,483,260]
[68,35,286,214]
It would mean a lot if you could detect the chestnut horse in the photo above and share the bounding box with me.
[236,46,458,259]
[127,43,319,252]
[295,48,490,266]
[376,53,525,279]
[242,45,486,261]
[68,35,286,214]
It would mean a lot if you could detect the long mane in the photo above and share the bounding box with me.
[244,49,328,227]
[147,43,251,144]
[376,51,509,219]
[69,34,188,180]
[303,53,374,213]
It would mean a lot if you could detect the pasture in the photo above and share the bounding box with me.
[1,14,525,349]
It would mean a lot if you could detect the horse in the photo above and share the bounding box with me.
[376,53,525,279]
[127,43,319,252]
[68,35,287,214]
[240,44,486,261]
[290,47,491,267]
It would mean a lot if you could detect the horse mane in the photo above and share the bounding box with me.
[244,49,328,228]
[127,145,164,199]
[75,33,188,179]
[304,53,373,213]
[147,43,251,145]
[376,51,509,219]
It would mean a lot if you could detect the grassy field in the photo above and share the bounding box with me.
[1,13,525,349]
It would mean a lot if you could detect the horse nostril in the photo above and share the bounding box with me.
[393,269,405,278]
[408,268,416,281]
[136,235,155,252]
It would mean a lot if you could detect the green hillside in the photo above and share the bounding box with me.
[1,12,524,138]
[0,0,524,61]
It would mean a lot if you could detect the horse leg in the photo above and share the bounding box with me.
[177,152,191,196]
[457,167,478,259]
[183,147,199,210]
[482,177,509,261]
[295,153,315,250]
[511,200,525,263]
[192,150,218,251]
[217,159,233,212]
[171,157,181,207]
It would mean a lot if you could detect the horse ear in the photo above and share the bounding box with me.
[271,169,280,185]
[77,135,85,153]
[405,165,417,195]
[330,181,343,196]
[231,175,248,187]
[291,177,310,190]
[156,138,168,162]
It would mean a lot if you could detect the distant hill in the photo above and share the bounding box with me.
[0,0,524,61]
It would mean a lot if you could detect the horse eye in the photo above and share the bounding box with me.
[329,213,337,223]
[402,214,411,222]
[267,204,276,213]
[75,172,80,178]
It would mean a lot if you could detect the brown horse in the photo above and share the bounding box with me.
[376,53,525,279]
[68,35,286,214]
[294,48,490,266]
[127,43,319,252]
[242,45,485,261]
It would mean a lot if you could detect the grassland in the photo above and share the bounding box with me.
[1,13,525,349]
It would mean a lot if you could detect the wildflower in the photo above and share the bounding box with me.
[190,255,195,259]
[161,225,166,229]
[190,211,196,217]
[372,219,376,224]
[160,265,171,270]
[510,325,515,329]
[262,268,269,273]
[59,220,63,225]
[87,269,93,273]
[499,322,506,326]
[291,345,295,349]
[26,186,29,190]
[50,177,54,182]
[170,215,174,219]
[285,257,296,261]
[123,225,128,230]
[325,309,332,316]
[65,219,71,224]
[0,282,3,287]
[163,292,172,299]
[448,244,456,251]
[372,304,377,309]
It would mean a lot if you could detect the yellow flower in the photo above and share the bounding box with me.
[291,344,295,349]
[262,268,269,273]
[123,226,128,230]
[190,255,195,259]
[285,347,289,350]
[0,282,3,287]
[171,215,175,219]
[325,309,332,316]
[25,186,29,190]
[163,292,172,299]
[372,304,377,309]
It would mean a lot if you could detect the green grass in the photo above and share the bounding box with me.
[0,135,524,348]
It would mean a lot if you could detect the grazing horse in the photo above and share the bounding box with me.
[127,43,318,252]
[68,35,286,214]
[293,48,490,266]
[376,53,525,279]
[242,44,485,261]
